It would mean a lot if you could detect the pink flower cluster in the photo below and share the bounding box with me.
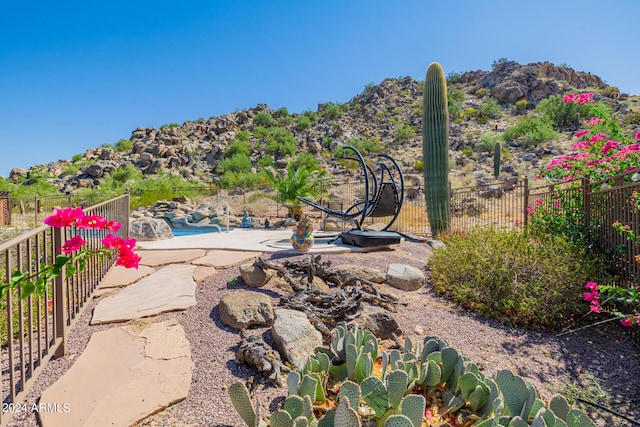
[44,207,139,269]
[583,281,639,327]
[562,92,594,105]
[583,281,601,313]
[584,117,603,127]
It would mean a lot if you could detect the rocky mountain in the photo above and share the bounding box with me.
[6,60,636,192]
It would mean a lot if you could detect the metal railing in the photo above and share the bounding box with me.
[0,194,129,425]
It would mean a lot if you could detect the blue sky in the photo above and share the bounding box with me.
[1,0,639,177]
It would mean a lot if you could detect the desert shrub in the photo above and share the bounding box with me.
[114,139,134,152]
[477,97,502,119]
[462,107,477,120]
[462,146,473,157]
[623,110,640,126]
[599,86,620,99]
[71,153,84,163]
[265,127,298,156]
[333,137,383,159]
[256,154,275,168]
[393,125,416,144]
[253,111,277,127]
[160,122,180,129]
[274,107,289,118]
[502,115,558,146]
[224,140,251,158]
[253,126,269,139]
[289,153,320,172]
[475,87,489,98]
[446,72,462,84]
[218,171,263,190]
[414,158,423,171]
[534,93,615,131]
[476,132,501,153]
[321,102,344,120]
[295,115,311,129]
[217,153,251,174]
[303,109,318,121]
[491,57,510,69]
[429,227,608,330]
[103,165,143,188]
[364,82,375,93]
[514,99,530,113]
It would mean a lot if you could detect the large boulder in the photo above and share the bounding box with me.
[331,264,386,284]
[218,291,274,330]
[386,263,425,291]
[271,309,322,369]
[129,218,173,241]
[239,263,273,288]
[352,304,401,340]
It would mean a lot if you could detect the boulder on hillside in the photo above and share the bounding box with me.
[129,218,173,241]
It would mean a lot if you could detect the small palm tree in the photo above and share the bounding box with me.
[262,162,327,220]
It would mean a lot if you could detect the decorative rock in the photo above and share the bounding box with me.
[331,264,386,283]
[38,319,193,427]
[386,263,425,291]
[271,309,322,369]
[239,263,273,288]
[352,304,401,340]
[130,218,173,241]
[218,291,274,330]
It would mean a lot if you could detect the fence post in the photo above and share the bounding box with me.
[582,178,590,229]
[123,191,131,238]
[52,227,67,357]
[523,177,529,227]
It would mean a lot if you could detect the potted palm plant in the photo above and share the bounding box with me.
[290,215,314,250]
[262,162,327,220]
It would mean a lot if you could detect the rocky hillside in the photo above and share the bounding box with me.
[6,60,637,192]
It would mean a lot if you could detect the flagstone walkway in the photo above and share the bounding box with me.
[37,248,260,427]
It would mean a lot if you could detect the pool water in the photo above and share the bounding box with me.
[171,227,232,237]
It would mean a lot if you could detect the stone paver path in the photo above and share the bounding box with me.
[192,249,258,268]
[91,263,197,325]
[138,249,206,267]
[39,319,193,427]
[39,248,263,425]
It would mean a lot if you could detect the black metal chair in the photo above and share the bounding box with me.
[296,145,405,232]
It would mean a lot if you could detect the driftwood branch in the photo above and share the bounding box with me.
[253,255,399,343]
[235,329,291,387]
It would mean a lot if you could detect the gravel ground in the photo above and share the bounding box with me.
[7,241,640,427]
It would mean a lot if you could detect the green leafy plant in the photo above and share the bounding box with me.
[254,111,277,127]
[262,162,327,220]
[429,227,608,330]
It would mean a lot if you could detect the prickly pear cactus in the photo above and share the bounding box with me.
[384,414,414,427]
[228,381,256,427]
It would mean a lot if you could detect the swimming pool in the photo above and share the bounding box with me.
[171,227,233,237]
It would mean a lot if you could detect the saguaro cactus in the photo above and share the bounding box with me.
[493,141,501,179]
[422,62,450,237]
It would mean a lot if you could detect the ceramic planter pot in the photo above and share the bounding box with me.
[291,228,314,250]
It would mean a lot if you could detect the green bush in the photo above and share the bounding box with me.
[114,139,134,152]
[476,133,501,153]
[502,115,558,146]
[235,130,250,142]
[414,158,423,171]
[274,107,289,118]
[393,125,416,144]
[477,97,502,119]
[333,137,383,159]
[446,72,462,84]
[265,127,298,156]
[321,102,344,120]
[71,153,84,163]
[475,87,489,98]
[224,140,251,158]
[623,110,640,125]
[217,153,251,174]
[534,94,616,131]
[295,115,311,129]
[253,126,269,139]
[429,228,608,330]
[514,99,530,113]
[289,153,320,172]
[253,111,277,127]
[303,110,318,121]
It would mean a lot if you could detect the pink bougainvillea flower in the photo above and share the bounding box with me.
[600,140,620,155]
[44,207,84,228]
[584,117,603,127]
[585,281,599,291]
[75,214,107,230]
[635,128,640,140]
[562,93,576,103]
[116,249,141,269]
[621,317,634,327]
[589,304,602,314]
[104,220,122,232]
[61,235,87,254]
[573,129,590,138]
[102,233,124,249]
